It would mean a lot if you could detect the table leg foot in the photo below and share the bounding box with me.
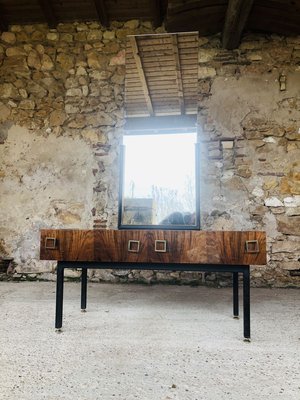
[81,268,88,311]
[233,315,240,319]
[81,309,87,313]
[243,337,251,343]
[55,328,63,333]
[243,267,251,340]
[233,271,239,319]
[55,262,64,330]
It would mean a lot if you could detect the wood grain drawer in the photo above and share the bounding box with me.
[40,229,266,265]
[41,230,94,261]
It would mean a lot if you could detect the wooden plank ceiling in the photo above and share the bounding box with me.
[0,0,300,49]
[125,32,199,117]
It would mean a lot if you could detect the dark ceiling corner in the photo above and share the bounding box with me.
[222,0,255,49]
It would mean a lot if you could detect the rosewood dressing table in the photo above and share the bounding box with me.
[40,229,266,340]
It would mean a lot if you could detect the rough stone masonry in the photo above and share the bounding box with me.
[0,21,299,286]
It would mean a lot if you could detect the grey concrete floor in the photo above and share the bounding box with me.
[0,282,299,400]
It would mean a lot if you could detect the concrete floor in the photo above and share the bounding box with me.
[0,283,299,400]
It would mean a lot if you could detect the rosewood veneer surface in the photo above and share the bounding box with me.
[40,229,266,265]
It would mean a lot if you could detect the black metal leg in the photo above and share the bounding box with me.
[81,268,87,312]
[55,262,64,330]
[233,272,239,319]
[243,267,251,341]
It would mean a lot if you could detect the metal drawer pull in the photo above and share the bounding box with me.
[45,237,57,250]
[128,240,140,253]
[155,240,167,253]
[245,240,259,253]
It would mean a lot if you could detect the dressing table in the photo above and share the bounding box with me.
[40,229,266,340]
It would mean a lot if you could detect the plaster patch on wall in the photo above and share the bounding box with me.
[0,125,96,269]
[209,73,300,139]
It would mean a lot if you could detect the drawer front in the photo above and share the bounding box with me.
[40,230,94,261]
[117,231,150,263]
[145,231,207,263]
[205,231,266,265]
[94,230,149,262]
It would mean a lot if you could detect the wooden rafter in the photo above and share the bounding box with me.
[38,0,57,29]
[153,0,163,28]
[93,0,109,27]
[129,36,154,117]
[0,4,8,31]
[0,17,8,32]
[222,0,254,49]
[171,34,185,115]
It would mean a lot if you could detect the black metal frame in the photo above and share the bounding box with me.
[55,262,251,340]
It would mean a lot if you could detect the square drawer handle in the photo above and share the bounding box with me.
[155,240,167,253]
[245,240,259,253]
[45,237,57,250]
[128,240,140,253]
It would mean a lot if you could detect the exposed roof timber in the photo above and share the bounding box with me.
[129,36,154,117]
[153,0,163,28]
[0,4,8,31]
[93,0,109,27]
[166,1,227,35]
[0,17,8,32]
[171,34,185,115]
[38,0,57,29]
[222,0,255,49]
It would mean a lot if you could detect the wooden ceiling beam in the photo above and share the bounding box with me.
[93,0,109,27]
[222,0,254,49]
[38,0,57,29]
[171,34,185,115]
[0,17,8,32]
[0,4,8,32]
[129,36,154,116]
[153,0,163,28]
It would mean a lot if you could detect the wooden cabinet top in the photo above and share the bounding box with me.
[40,229,266,266]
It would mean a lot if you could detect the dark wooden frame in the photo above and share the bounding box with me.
[118,131,200,231]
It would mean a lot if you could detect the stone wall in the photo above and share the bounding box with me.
[0,22,299,286]
[197,34,300,286]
